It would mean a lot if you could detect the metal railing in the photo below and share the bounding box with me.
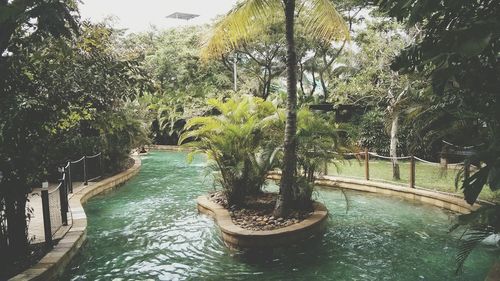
[41,152,102,248]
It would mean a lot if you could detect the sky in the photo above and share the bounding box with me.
[79,0,238,33]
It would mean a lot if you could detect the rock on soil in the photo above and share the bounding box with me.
[208,192,312,231]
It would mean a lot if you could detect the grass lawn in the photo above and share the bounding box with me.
[327,159,499,203]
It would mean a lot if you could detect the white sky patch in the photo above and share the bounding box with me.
[79,0,238,33]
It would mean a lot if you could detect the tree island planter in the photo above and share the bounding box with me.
[196,195,328,250]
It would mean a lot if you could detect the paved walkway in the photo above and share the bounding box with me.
[27,181,96,244]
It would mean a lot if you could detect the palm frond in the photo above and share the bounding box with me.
[455,225,494,274]
[200,0,281,60]
[201,0,349,60]
[302,0,350,43]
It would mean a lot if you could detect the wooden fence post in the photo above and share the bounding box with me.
[410,155,416,188]
[67,162,73,193]
[365,148,369,181]
[100,153,104,179]
[41,183,53,248]
[83,156,88,185]
[59,174,68,226]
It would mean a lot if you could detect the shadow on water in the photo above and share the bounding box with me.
[233,233,326,267]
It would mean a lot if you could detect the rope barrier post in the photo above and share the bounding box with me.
[410,155,416,188]
[41,182,53,248]
[100,153,104,179]
[440,145,448,169]
[59,170,68,226]
[365,148,369,181]
[83,155,88,186]
[67,161,73,193]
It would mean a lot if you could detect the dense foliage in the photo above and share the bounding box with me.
[377,0,499,272]
[180,96,342,209]
[121,26,233,145]
[0,16,149,277]
[179,96,281,205]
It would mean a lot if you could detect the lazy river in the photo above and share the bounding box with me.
[63,151,496,280]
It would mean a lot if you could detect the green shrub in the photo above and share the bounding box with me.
[181,96,343,210]
[179,96,281,206]
[293,109,343,209]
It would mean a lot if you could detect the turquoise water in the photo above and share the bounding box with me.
[63,151,496,280]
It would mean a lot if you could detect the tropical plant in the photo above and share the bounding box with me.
[127,26,233,144]
[450,204,500,274]
[179,96,281,206]
[377,0,500,272]
[201,0,350,216]
[293,109,343,208]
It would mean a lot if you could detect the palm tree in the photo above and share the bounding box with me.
[201,0,349,216]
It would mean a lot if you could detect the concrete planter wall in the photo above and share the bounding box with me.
[197,195,328,250]
[10,157,141,281]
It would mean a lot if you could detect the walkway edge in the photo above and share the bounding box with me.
[10,156,141,281]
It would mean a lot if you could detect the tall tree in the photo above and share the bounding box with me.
[333,19,420,179]
[377,0,499,203]
[226,22,287,100]
[0,21,147,274]
[377,0,499,271]
[200,0,349,216]
[0,0,79,266]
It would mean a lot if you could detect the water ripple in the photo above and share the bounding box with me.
[64,151,496,281]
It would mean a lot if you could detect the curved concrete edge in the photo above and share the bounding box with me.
[267,172,484,215]
[10,156,142,281]
[197,195,328,250]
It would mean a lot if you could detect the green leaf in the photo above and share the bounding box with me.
[462,167,489,205]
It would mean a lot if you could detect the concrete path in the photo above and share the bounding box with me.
[27,181,95,244]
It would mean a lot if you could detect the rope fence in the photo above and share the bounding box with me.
[324,149,469,192]
[41,152,102,248]
[86,152,103,182]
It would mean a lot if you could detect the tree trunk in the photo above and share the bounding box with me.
[5,180,29,264]
[274,0,298,217]
[390,113,400,180]
[263,67,272,100]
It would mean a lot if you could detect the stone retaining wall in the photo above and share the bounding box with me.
[10,157,141,281]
